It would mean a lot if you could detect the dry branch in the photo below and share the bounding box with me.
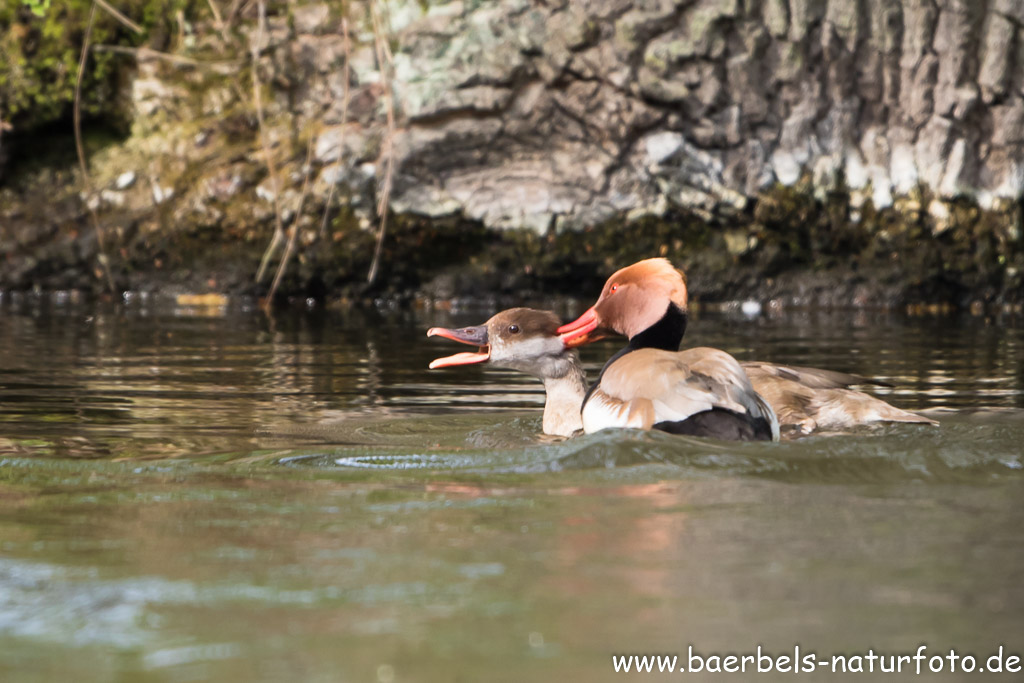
[366,0,395,286]
[91,44,240,69]
[252,0,287,286]
[74,1,117,294]
[94,0,144,33]
[267,129,317,301]
[319,14,352,238]
[224,0,247,34]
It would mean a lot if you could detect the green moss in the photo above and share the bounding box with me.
[0,0,204,132]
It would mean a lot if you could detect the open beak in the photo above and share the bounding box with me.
[426,325,490,368]
[556,306,602,348]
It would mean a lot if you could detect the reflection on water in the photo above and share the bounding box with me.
[1,301,1021,461]
[0,298,1023,682]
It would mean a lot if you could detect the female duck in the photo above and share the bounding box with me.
[427,308,586,437]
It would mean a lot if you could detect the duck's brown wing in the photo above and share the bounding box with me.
[742,362,937,431]
[680,349,779,433]
[809,390,939,428]
[740,362,893,389]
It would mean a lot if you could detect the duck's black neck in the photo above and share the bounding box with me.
[583,303,688,409]
[627,303,687,352]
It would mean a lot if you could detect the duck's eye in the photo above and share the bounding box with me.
[610,283,620,293]
[508,324,520,334]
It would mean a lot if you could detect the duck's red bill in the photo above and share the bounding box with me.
[427,325,491,369]
[428,350,490,368]
[556,307,600,347]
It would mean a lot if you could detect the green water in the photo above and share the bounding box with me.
[1,299,1022,682]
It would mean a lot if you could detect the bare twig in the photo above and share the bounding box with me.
[223,0,247,34]
[206,0,235,47]
[319,14,352,238]
[175,9,186,48]
[205,0,225,31]
[74,1,117,294]
[91,44,240,69]
[265,0,324,301]
[267,130,317,301]
[366,0,395,286]
[94,0,144,34]
[252,0,287,285]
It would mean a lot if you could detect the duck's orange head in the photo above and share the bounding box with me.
[557,258,688,345]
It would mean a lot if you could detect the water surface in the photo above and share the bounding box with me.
[1,298,1022,681]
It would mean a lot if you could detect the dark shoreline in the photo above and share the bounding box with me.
[2,192,1022,313]
[2,284,1022,324]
